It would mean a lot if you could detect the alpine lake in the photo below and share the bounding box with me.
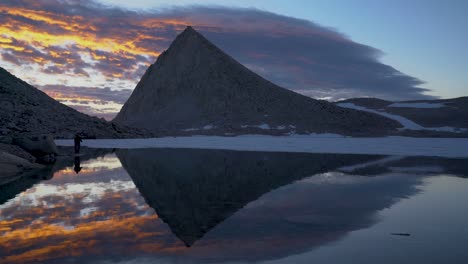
[1,147,467,264]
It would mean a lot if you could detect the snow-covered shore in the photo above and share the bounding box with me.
[337,102,467,133]
[56,135,468,158]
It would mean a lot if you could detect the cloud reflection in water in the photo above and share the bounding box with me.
[0,149,466,263]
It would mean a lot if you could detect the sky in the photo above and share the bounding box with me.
[0,0,466,119]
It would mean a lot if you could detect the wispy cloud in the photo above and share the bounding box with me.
[38,84,133,119]
[0,0,432,118]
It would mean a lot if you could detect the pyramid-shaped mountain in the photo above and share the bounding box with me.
[114,26,400,136]
[0,67,142,139]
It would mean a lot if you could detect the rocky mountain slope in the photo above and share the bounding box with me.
[0,67,145,139]
[336,97,468,137]
[114,26,400,136]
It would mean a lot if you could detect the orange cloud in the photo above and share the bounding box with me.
[0,3,176,90]
[0,6,163,56]
[42,91,95,103]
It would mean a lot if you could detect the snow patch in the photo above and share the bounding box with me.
[240,124,271,129]
[240,124,299,130]
[182,124,216,131]
[182,128,199,132]
[257,123,270,129]
[337,102,467,133]
[306,133,344,138]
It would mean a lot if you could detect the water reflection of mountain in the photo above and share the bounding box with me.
[0,148,113,205]
[2,148,466,264]
[117,148,381,246]
[117,149,468,263]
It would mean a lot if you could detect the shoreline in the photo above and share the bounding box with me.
[56,135,468,158]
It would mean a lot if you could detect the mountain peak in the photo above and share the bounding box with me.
[167,25,213,53]
[174,26,204,42]
[182,25,195,33]
[114,27,400,136]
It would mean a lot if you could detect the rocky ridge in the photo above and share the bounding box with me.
[0,67,147,140]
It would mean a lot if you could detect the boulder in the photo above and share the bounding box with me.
[36,153,57,164]
[12,134,58,157]
[0,143,36,163]
[0,151,44,182]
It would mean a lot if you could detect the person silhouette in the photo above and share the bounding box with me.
[74,156,82,174]
[74,133,82,154]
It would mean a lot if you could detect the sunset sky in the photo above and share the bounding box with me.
[0,0,466,119]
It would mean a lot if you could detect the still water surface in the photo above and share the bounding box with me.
[1,148,467,263]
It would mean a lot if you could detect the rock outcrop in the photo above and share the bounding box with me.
[0,67,147,139]
[114,26,400,136]
[0,143,36,163]
[12,134,58,156]
[0,151,44,184]
[12,134,60,164]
